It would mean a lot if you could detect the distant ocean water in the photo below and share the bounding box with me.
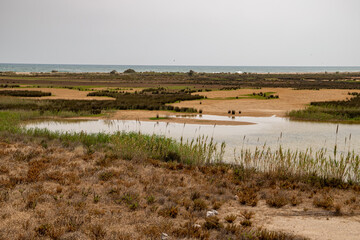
[1,63,360,73]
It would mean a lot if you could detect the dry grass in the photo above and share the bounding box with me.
[313,194,334,210]
[0,137,359,239]
[237,187,259,207]
[224,214,237,223]
[266,191,289,208]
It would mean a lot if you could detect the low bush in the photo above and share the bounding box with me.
[0,90,51,97]
[289,95,360,122]
[0,84,20,88]
[124,68,136,73]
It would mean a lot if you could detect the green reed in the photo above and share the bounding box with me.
[234,143,360,184]
[0,110,226,166]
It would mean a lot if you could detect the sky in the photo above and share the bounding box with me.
[0,0,360,66]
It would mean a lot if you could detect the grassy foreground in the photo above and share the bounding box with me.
[1,110,360,239]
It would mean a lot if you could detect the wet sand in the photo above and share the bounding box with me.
[74,110,255,126]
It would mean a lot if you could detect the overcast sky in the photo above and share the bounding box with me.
[0,0,359,66]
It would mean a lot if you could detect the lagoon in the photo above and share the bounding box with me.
[25,115,360,162]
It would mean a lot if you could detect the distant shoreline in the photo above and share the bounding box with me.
[1,63,360,74]
[3,71,360,75]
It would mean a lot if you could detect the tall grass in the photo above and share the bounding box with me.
[235,144,360,184]
[0,110,225,165]
[110,133,225,165]
[289,106,360,122]
[25,129,225,165]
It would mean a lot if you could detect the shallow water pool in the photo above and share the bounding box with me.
[25,115,360,162]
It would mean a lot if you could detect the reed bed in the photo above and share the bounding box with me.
[0,110,225,165]
[26,129,226,165]
[235,144,360,184]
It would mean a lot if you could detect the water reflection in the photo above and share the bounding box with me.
[25,115,360,162]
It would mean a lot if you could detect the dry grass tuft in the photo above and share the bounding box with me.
[212,200,222,210]
[193,198,208,211]
[158,205,179,218]
[89,224,107,240]
[313,194,334,210]
[239,210,254,227]
[266,191,289,208]
[172,220,210,239]
[290,194,303,206]
[224,214,237,223]
[98,171,114,181]
[190,191,201,200]
[204,216,222,230]
[237,188,258,207]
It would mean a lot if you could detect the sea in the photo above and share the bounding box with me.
[1,63,360,74]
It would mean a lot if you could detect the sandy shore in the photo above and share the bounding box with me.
[221,200,360,240]
[99,88,359,125]
[171,88,359,117]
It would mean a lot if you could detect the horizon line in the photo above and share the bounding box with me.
[1,62,360,68]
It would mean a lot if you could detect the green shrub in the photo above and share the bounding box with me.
[0,90,51,97]
[124,69,136,73]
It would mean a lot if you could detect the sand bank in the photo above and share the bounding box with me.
[171,88,359,117]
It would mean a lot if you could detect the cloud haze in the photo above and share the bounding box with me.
[0,0,359,66]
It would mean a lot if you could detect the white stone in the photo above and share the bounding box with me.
[206,210,219,217]
[161,233,169,240]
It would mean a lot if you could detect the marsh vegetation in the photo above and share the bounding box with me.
[0,90,51,97]
[289,92,360,122]
[0,88,201,114]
